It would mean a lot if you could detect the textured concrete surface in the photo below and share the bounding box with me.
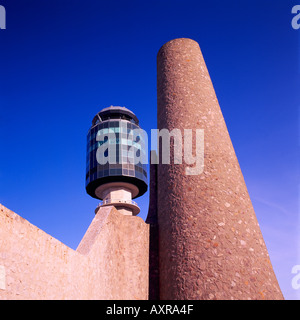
[0,204,149,299]
[146,151,159,300]
[156,38,283,300]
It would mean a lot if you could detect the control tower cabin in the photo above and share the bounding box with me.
[85,106,148,216]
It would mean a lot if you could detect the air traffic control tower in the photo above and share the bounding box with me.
[85,106,148,216]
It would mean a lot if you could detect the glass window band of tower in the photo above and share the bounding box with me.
[85,117,148,200]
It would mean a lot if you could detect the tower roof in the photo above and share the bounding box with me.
[92,106,139,126]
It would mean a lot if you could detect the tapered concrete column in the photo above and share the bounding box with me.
[156,38,283,300]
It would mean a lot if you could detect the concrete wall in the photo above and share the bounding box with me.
[0,204,149,300]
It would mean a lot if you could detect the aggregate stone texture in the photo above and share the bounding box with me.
[156,38,283,300]
[0,204,149,299]
[146,151,159,300]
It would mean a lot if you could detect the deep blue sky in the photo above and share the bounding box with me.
[0,0,299,299]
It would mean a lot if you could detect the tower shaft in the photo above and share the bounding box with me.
[156,38,283,300]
